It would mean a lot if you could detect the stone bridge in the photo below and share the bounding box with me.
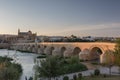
[11,42,116,63]
[0,43,10,49]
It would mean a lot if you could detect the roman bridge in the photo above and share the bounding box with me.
[11,42,116,63]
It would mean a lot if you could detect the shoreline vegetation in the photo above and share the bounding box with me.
[0,56,22,80]
[34,56,88,80]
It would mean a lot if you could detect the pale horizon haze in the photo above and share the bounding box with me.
[0,0,120,37]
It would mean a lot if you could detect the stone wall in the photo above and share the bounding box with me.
[0,43,10,49]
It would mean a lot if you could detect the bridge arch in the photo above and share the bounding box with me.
[72,47,81,56]
[44,45,47,49]
[28,45,32,51]
[28,44,30,48]
[49,47,55,55]
[89,46,104,61]
[32,45,36,53]
[26,44,30,50]
[32,45,35,48]
[82,48,89,54]
[60,47,66,56]
[38,45,40,48]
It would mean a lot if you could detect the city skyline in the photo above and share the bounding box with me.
[0,0,120,37]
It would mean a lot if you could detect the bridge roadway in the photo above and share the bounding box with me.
[11,42,116,63]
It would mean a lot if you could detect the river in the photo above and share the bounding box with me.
[0,49,39,80]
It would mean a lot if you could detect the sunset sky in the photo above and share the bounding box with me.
[0,0,120,37]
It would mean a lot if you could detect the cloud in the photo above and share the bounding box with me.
[46,23,120,37]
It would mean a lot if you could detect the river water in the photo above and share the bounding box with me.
[0,49,39,80]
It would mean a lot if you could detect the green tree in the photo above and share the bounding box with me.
[63,76,69,80]
[5,64,20,80]
[37,56,63,80]
[68,56,79,64]
[114,39,120,73]
[0,56,22,80]
[35,56,87,80]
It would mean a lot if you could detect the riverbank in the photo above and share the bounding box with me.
[0,49,39,80]
[0,56,22,80]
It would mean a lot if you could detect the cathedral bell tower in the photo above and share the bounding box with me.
[18,29,20,35]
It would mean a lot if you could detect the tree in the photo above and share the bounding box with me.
[37,56,63,80]
[94,69,100,76]
[114,39,120,73]
[0,56,22,80]
[68,56,79,64]
[35,56,87,80]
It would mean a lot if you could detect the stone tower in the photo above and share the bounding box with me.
[18,29,20,35]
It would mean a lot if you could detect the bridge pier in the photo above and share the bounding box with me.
[52,50,61,56]
[79,49,90,60]
[63,49,73,57]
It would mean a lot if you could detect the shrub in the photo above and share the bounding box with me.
[0,56,22,80]
[94,69,100,76]
[37,55,46,58]
[63,76,69,80]
[90,73,94,77]
[91,62,99,65]
[79,59,84,62]
[73,74,77,80]
[0,56,13,63]
[41,53,46,55]
[78,73,82,79]
[103,74,107,78]
[35,56,88,79]
[64,63,87,74]
[29,76,33,80]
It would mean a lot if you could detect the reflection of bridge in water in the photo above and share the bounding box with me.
[11,42,115,63]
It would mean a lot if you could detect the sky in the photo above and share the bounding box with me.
[0,0,120,37]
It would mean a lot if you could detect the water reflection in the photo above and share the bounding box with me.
[0,49,39,80]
